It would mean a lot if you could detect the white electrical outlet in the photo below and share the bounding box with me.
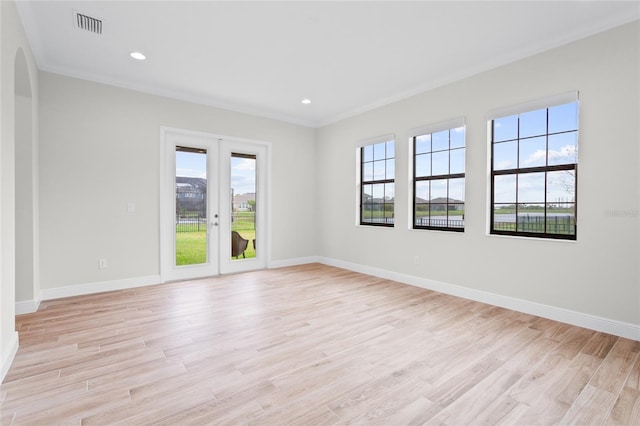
[127,202,136,213]
[414,256,420,265]
[99,258,108,269]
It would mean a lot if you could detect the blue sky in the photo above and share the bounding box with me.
[230,156,256,195]
[493,102,578,205]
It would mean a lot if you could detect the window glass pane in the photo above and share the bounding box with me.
[386,159,395,180]
[432,130,449,151]
[518,172,545,203]
[373,142,385,161]
[519,136,546,168]
[413,126,463,231]
[361,139,394,227]
[429,180,447,225]
[415,134,431,154]
[546,203,575,235]
[429,213,446,228]
[415,181,429,201]
[450,127,465,149]
[231,154,257,261]
[493,115,518,142]
[519,108,547,138]
[415,181,429,227]
[451,205,465,218]
[363,145,373,162]
[517,205,545,233]
[373,160,385,180]
[493,141,517,170]
[548,132,578,166]
[363,162,374,181]
[449,178,465,202]
[415,202,428,227]
[384,182,395,201]
[363,184,373,200]
[386,141,395,158]
[494,175,516,203]
[450,148,465,174]
[490,100,578,239]
[371,183,384,199]
[549,102,578,134]
[447,209,464,228]
[547,170,575,204]
[361,204,372,221]
[175,149,207,266]
[432,151,449,176]
[430,179,447,200]
[415,153,430,177]
[493,206,515,232]
[448,207,464,228]
[366,206,384,223]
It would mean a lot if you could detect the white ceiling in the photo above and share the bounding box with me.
[16,1,639,128]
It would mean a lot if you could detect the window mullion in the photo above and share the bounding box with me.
[490,100,578,239]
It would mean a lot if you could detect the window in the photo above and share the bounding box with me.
[412,120,465,232]
[490,98,578,239]
[360,139,395,226]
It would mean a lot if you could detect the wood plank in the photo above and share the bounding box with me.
[560,384,618,425]
[606,386,640,426]
[0,263,636,424]
[590,338,640,394]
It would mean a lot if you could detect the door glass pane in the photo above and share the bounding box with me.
[175,147,207,266]
[231,153,256,260]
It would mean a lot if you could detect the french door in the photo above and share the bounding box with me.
[160,127,269,282]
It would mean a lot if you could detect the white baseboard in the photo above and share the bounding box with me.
[1,331,19,382]
[318,256,640,341]
[25,258,640,341]
[15,296,41,315]
[268,256,320,269]
[40,275,162,301]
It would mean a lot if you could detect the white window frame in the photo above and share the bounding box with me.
[408,117,466,232]
[355,134,395,227]
[486,91,579,240]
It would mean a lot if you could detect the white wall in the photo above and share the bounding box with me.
[1,0,38,381]
[15,93,34,304]
[2,5,638,383]
[317,22,640,333]
[38,72,317,291]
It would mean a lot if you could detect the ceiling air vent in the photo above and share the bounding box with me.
[73,11,102,35]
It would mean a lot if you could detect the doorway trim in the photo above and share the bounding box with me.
[160,127,271,282]
[218,139,269,274]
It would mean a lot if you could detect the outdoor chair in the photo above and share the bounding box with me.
[231,231,248,258]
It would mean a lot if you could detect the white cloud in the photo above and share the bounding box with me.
[231,157,256,194]
[523,150,546,165]
[548,145,577,163]
[497,160,513,169]
[176,168,205,179]
[524,145,577,165]
[233,158,256,171]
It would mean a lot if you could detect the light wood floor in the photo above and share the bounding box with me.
[1,264,639,425]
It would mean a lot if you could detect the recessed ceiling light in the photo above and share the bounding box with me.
[301,99,311,104]
[130,52,146,61]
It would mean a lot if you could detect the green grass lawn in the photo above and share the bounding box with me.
[175,229,256,266]
[176,231,207,266]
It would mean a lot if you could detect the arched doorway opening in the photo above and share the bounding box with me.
[14,48,37,313]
